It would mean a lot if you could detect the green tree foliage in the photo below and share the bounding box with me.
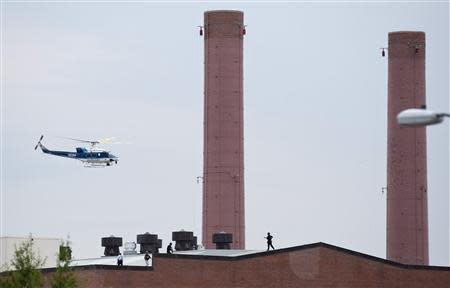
[50,241,77,288]
[0,238,45,288]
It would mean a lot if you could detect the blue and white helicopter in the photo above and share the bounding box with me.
[34,135,119,167]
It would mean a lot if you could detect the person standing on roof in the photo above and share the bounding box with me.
[117,253,123,266]
[167,242,173,254]
[265,232,275,251]
[144,251,151,266]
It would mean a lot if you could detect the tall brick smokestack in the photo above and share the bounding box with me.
[202,10,245,249]
[387,31,428,265]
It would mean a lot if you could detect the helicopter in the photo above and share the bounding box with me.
[34,135,119,167]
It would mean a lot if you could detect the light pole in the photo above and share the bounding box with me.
[397,108,450,126]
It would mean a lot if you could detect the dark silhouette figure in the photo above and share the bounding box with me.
[265,232,275,251]
[144,251,151,266]
[167,242,173,254]
[117,253,123,266]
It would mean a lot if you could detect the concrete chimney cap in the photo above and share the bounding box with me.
[389,31,425,35]
[205,10,243,14]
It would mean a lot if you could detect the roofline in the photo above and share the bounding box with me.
[319,242,449,271]
[4,242,448,275]
[39,265,154,274]
[156,242,450,271]
[0,265,153,276]
[0,236,62,241]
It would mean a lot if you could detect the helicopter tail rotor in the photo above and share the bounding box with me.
[34,135,44,150]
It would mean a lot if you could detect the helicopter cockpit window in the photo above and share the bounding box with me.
[76,148,88,154]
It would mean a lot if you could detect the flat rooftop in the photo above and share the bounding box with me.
[173,249,263,257]
[71,254,151,267]
[69,249,263,268]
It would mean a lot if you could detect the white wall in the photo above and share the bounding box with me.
[0,236,61,271]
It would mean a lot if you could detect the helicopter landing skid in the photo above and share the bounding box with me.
[83,163,108,168]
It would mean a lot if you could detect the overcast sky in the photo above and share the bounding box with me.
[1,1,449,265]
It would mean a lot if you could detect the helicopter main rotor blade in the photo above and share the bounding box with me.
[98,137,131,145]
[98,137,116,144]
[57,137,100,145]
[56,136,128,147]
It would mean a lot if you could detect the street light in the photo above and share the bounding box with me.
[397,108,450,126]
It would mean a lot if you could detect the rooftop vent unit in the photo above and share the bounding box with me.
[137,232,161,254]
[172,230,197,251]
[193,236,198,250]
[123,241,137,255]
[101,236,122,256]
[213,232,232,249]
[157,239,162,251]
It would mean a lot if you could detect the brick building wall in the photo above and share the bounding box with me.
[41,243,450,287]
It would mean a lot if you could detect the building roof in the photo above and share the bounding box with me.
[28,242,450,273]
[70,254,151,267]
[173,249,263,257]
[156,242,450,270]
[65,242,450,270]
[68,249,262,268]
[29,242,450,288]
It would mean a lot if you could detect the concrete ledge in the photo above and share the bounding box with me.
[40,265,154,274]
